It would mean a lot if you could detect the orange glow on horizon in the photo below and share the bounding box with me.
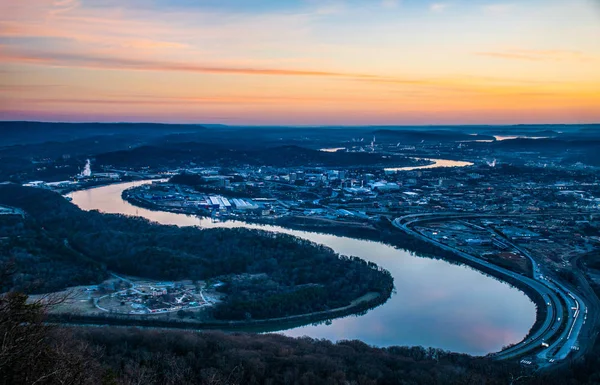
[1,0,599,125]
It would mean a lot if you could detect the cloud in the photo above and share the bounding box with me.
[4,46,585,96]
[0,0,316,57]
[49,0,80,15]
[0,84,63,92]
[381,0,400,9]
[8,47,549,93]
[3,92,412,107]
[429,3,449,12]
[0,47,414,82]
[313,2,346,15]
[476,49,595,62]
[2,97,271,106]
[482,3,514,14]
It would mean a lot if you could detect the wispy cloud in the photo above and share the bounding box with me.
[1,0,599,125]
[313,2,346,15]
[381,0,400,9]
[0,1,315,57]
[476,49,595,62]
[429,3,449,12]
[4,45,593,102]
[0,47,411,81]
[49,0,80,16]
[4,46,562,91]
[482,3,515,14]
[0,84,63,92]
[1,92,418,107]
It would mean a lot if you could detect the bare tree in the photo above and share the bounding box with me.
[0,264,100,385]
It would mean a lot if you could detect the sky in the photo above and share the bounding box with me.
[0,0,599,125]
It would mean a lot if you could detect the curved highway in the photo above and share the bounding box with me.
[393,213,586,366]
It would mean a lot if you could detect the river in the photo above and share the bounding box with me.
[68,161,534,356]
[384,158,473,172]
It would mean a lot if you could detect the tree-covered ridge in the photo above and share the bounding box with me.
[0,215,105,293]
[95,143,422,169]
[0,184,393,320]
[0,283,524,385]
[2,273,600,385]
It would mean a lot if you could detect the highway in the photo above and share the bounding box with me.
[537,278,586,363]
[489,229,588,365]
[392,213,587,366]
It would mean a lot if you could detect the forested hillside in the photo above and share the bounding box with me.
[3,287,600,385]
[95,144,421,169]
[0,184,393,320]
[0,215,105,293]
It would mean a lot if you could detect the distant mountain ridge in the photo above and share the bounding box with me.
[0,121,208,146]
[95,143,421,168]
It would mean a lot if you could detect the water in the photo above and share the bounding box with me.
[494,136,549,141]
[319,147,346,152]
[384,158,473,172]
[69,165,534,356]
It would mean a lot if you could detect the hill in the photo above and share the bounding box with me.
[0,184,393,321]
[95,144,422,168]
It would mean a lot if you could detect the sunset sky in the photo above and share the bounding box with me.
[1,0,599,125]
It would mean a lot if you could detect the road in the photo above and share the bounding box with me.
[488,227,588,365]
[392,213,588,366]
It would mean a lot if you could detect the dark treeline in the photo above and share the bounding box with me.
[3,287,600,385]
[0,215,105,293]
[0,121,207,146]
[470,138,600,166]
[96,143,421,169]
[586,250,600,270]
[75,328,519,385]
[75,327,600,385]
[373,129,495,143]
[0,184,393,321]
[3,122,600,183]
[0,122,415,182]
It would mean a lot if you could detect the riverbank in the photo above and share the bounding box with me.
[60,176,168,195]
[47,291,386,333]
[121,189,547,354]
[69,179,537,356]
[254,214,550,350]
[1,183,395,336]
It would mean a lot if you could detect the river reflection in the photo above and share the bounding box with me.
[69,180,535,356]
[494,136,549,141]
[384,158,473,172]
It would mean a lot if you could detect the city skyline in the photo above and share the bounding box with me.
[1,0,599,125]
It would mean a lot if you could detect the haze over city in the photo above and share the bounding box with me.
[1,0,599,125]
